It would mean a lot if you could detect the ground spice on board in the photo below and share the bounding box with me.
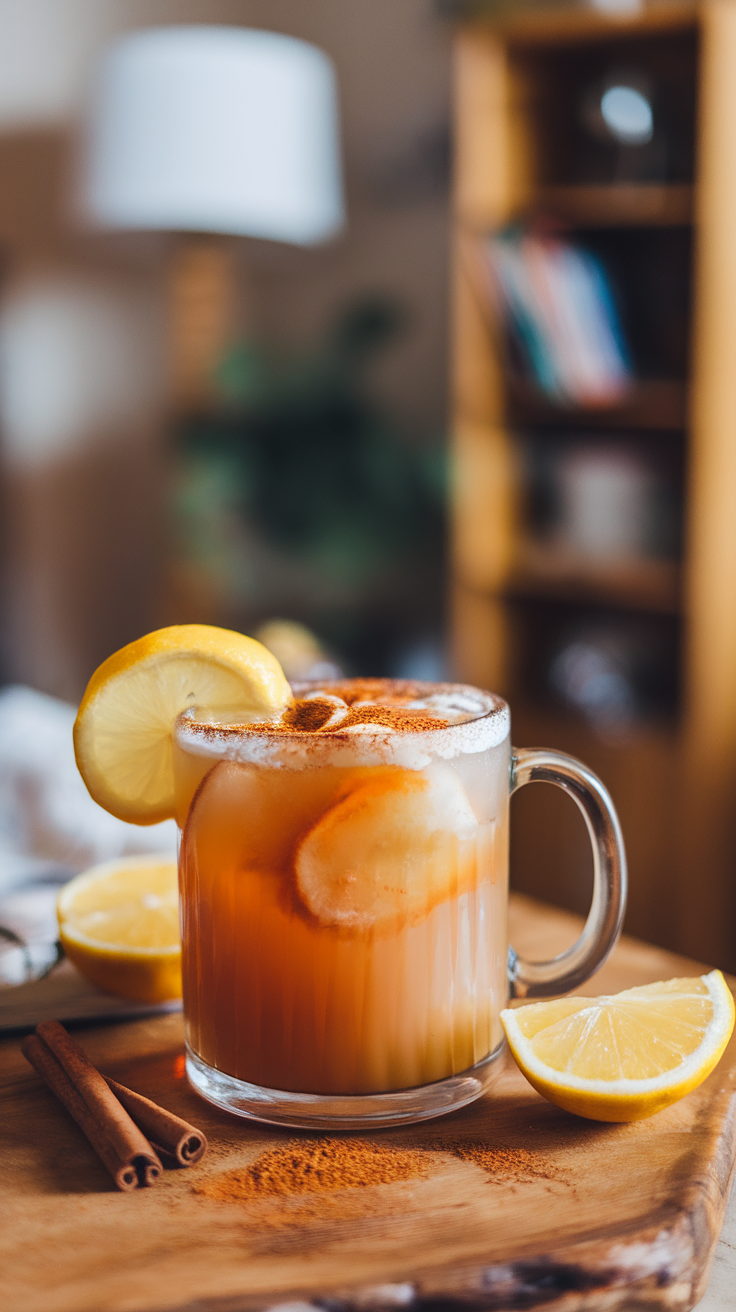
[444,1142,563,1184]
[195,1139,431,1205]
[194,1139,567,1234]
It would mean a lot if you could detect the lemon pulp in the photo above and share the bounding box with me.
[74,624,292,825]
[501,972,735,1121]
[58,856,182,1004]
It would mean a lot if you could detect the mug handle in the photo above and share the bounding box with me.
[508,747,627,999]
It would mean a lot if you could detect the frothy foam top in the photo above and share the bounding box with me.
[175,679,509,769]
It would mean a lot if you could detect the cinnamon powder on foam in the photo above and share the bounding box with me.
[282,699,449,734]
[231,681,454,736]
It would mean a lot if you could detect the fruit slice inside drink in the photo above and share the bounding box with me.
[174,680,510,1095]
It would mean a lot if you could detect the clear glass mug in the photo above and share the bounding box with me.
[173,679,626,1129]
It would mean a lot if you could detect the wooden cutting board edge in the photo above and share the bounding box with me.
[154,1195,735,1312]
[124,1205,733,1312]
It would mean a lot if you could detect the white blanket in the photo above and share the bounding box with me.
[0,685,178,1028]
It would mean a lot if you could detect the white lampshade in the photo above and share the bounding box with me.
[82,26,345,245]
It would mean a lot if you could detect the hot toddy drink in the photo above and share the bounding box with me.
[73,624,626,1128]
[173,679,510,1097]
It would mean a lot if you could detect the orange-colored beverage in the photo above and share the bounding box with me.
[174,680,510,1100]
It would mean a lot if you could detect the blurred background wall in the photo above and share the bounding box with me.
[3,0,736,970]
[0,0,452,699]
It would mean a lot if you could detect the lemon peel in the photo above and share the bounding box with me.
[501,971,735,1121]
[58,856,182,1004]
[74,624,291,824]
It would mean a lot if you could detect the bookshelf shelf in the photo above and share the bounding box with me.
[490,2,698,48]
[534,184,693,227]
[506,547,680,616]
[450,2,736,970]
[506,379,688,431]
[459,186,694,233]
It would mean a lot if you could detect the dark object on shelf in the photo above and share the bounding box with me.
[511,598,680,735]
[517,430,683,563]
[520,30,698,187]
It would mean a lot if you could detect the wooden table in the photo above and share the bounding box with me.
[696,1200,736,1311]
[2,894,735,1312]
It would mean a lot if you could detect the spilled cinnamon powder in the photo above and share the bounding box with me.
[194,1138,431,1206]
[194,1137,564,1228]
[443,1142,562,1184]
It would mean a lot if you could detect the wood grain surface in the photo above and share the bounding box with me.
[2,894,735,1312]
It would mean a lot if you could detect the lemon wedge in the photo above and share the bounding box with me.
[74,624,291,824]
[58,856,182,1004]
[501,972,735,1122]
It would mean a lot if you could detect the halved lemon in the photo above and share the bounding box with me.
[58,856,182,1004]
[74,624,291,825]
[501,972,735,1122]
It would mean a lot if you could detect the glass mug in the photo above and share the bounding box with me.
[173,679,626,1129]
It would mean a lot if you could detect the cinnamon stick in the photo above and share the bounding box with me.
[22,1021,162,1192]
[104,1076,207,1166]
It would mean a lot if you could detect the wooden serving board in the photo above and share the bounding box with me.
[2,895,736,1312]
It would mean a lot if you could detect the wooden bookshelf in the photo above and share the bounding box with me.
[450,0,736,970]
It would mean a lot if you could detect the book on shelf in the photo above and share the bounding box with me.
[483,228,633,408]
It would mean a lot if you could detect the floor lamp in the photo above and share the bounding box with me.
[81,24,345,404]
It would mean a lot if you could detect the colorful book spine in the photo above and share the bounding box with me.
[484,229,632,407]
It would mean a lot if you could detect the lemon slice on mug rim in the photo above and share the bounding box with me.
[73,624,292,826]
